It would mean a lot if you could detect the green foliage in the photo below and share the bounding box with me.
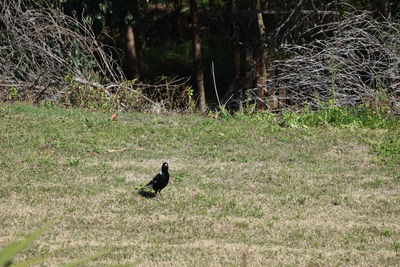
[208,106,232,120]
[7,87,18,101]
[62,75,114,111]
[363,75,393,116]
[185,86,196,112]
[59,74,194,112]
[39,101,55,109]
[209,95,259,121]
[280,105,397,129]
[214,103,398,130]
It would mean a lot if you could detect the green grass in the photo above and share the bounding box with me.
[0,102,399,266]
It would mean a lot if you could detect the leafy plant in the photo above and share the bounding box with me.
[7,87,18,101]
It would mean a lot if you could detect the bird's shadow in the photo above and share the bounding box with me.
[138,189,156,199]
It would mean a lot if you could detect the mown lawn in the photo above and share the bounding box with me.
[0,102,399,266]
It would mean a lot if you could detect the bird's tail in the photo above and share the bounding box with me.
[142,183,153,189]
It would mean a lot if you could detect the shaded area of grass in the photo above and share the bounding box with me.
[0,102,399,265]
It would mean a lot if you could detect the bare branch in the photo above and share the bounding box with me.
[260,11,400,113]
[0,1,192,112]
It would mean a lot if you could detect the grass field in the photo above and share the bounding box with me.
[0,102,399,266]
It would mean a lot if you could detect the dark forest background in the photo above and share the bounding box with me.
[63,0,399,106]
[1,0,399,111]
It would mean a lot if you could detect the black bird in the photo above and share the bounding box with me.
[142,162,169,196]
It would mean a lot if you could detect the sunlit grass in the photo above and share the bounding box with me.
[0,102,399,265]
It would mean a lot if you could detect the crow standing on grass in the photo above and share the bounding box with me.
[142,162,169,196]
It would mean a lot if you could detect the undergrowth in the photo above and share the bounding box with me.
[368,134,400,166]
[211,104,398,129]
[210,104,399,165]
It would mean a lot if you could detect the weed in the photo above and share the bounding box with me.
[382,229,393,236]
[67,158,80,166]
[393,242,400,252]
[208,106,232,120]
[84,117,94,128]
[38,101,54,109]
[115,176,126,183]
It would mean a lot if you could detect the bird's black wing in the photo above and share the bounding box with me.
[144,173,162,189]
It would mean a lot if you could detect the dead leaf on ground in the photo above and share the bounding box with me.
[110,113,119,121]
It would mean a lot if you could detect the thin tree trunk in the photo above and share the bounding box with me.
[255,0,267,110]
[126,24,139,79]
[132,0,143,74]
[209,0,215,8]
[189,0,207,111]
[232,0,240,81]
[221,0,243,108]
[232,0,242,110]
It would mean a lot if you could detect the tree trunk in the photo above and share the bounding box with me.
[232,0,242,110]
[220,0,243,109]
[255,0,267,110]
[209,0,215,8]
[132,0,143,74]
[232,0,240,81]
[189,0,207,111]
[126,24,139,79]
